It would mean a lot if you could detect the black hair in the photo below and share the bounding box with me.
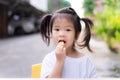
[40,7,93,52]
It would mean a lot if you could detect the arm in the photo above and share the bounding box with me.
[47,42,66,78]
[47,60,64,78]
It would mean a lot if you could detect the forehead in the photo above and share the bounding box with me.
[54,17,72,23]
[53,17,74,28]
[52,14,74,26]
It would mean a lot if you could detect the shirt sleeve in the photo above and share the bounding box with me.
[89,64,97,78]
[40,53,55,78]
[87,58,97,78]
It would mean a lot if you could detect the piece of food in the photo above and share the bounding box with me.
[60,41,64,46]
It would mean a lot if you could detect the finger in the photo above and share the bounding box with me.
[56,44,63,53]
[62,47,66,55]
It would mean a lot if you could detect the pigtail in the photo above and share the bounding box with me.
[40,14,52,45]
[80,18,93,52]
[61,7,93,52]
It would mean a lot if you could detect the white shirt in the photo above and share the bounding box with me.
[41,50,97,78]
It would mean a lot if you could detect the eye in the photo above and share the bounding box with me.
[54,29,59,31]
[66,29,71,31]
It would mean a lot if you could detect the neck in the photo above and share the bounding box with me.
[66,47,76,56]
[65,46,84,58]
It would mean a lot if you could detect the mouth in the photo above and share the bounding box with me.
[58,40,66,44]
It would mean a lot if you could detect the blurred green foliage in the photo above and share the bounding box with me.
[83,0,95,15]
[48,0,71,12]
[94,0,120,53]
[59,0,71,8]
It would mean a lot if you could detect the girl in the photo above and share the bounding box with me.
[40,7,97,78]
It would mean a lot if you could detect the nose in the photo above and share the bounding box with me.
[59,30,65,37]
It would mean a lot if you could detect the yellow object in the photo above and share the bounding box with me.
[32,63,42,78]
[60,41,64,46]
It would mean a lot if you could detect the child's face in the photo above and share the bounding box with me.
[52,17,76,49]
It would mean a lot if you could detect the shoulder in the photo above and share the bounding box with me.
[83,56,97,78]
[74,54,95,67]
[44,51,55,59]
[65,54,93,64]
[83,55,94,65]
[83,55,96,72]
[41,50,56,78]
[42,50,56,63]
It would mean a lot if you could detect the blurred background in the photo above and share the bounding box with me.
[0,0,120,78]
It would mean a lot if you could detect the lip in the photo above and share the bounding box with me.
[58,40,66,44]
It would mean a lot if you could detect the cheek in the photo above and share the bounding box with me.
[66,33,76,44]
[51,33,58,45]
[68,32,76,40]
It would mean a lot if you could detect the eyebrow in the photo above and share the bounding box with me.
[65,26,74,29]
[53,25,59,28]
[53,26,73,28]
[53,25,74,29]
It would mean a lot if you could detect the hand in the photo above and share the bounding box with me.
[55,42,66,62]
